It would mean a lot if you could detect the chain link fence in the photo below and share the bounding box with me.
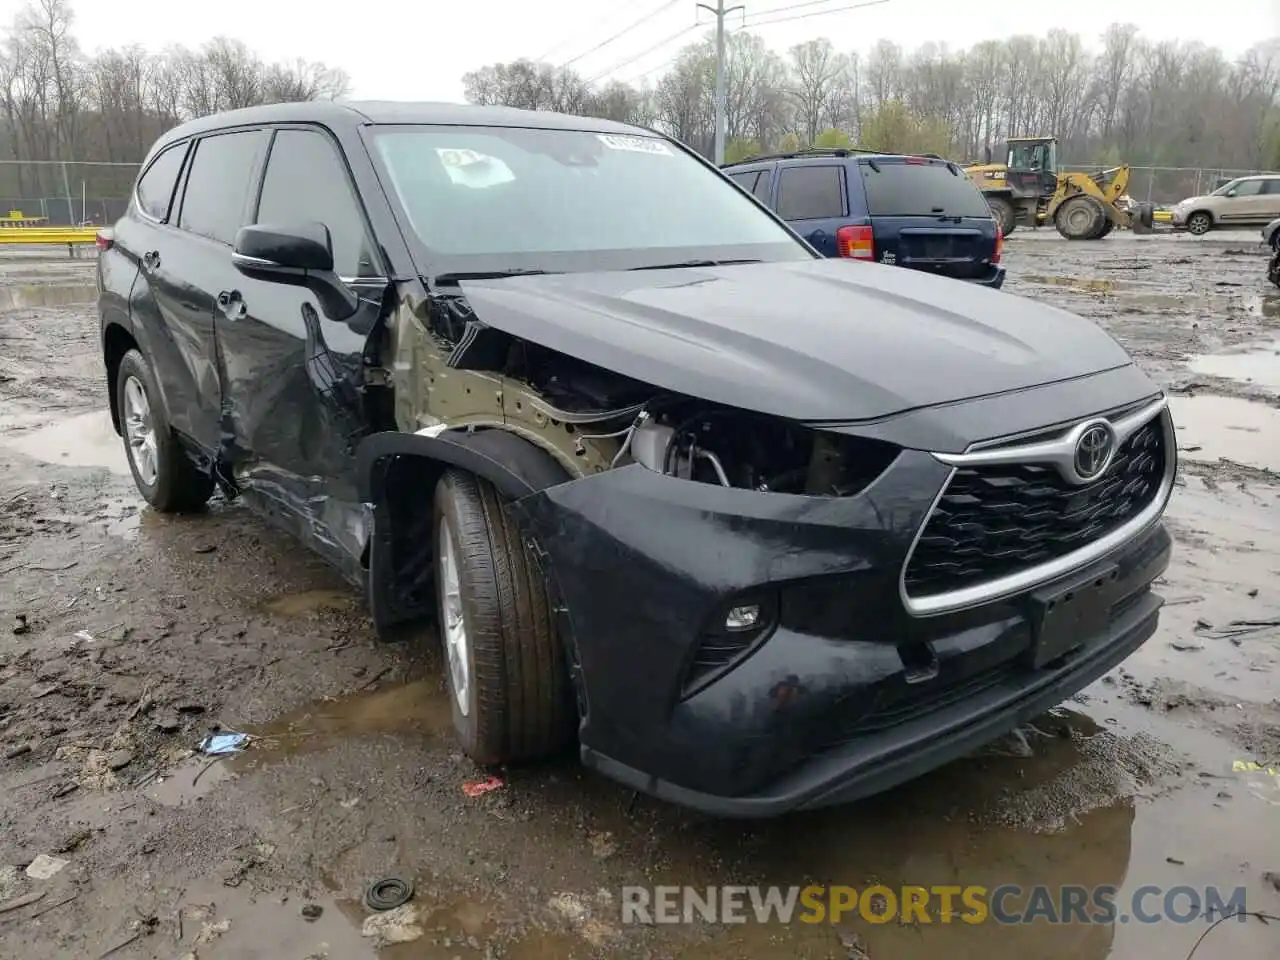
[1063,163,1280,207]
[0,160,141,227]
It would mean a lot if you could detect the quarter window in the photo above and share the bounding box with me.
[777,166,844,220]
[728,170,760,194]
[178,130,269,245]
[135,144,187,221]
[255,129,380,278]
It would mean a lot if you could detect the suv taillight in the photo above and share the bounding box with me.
[992,223,1003,264]
[836,224,874,260]
[95,231,112,251]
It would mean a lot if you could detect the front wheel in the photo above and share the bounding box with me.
[115,349,214,512]
[432,469,574,765]
[1055,196,1104,240]
[1268,251,1280,289]
[1187,212,1212,236]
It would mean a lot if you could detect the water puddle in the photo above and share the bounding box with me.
[0,409,128,474]
[1243,293,1280,318]
[261,588,358,617]
[145,681,452,807]
[1023,274,1134,293]
[1168,395,1280,472]
[0,282,97,311]
[1187,339,1280,392]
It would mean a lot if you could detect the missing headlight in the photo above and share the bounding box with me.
[624,406,898,496]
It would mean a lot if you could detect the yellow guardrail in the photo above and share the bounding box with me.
[0,225,99,246]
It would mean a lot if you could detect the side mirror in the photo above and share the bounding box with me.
[232,222,359,322]
[1226,190,1237,198]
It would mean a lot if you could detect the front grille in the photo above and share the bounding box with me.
[904,414,1166,598]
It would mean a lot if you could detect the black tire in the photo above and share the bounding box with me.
[1268,252,1280,289]
[432,469,573,765]
[1187,211,1212,236]
[1270,232,1280,255]
[115,349,214,512]
[986,196,1017,236]
[1090,217,1114,240]
[1055,195,1104,240]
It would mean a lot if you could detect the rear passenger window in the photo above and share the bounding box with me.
[135,144,187,221]
[777,166,843,220]
[752,172,773,204]
[728,171,760,194]
[255,129,380,278]
[178,131,269,245]
[1262,179,1280,195]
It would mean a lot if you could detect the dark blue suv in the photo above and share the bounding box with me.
[723,149,1005,288]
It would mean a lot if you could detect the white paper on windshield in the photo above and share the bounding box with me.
[596,134,672,156]
[435,148,514,187]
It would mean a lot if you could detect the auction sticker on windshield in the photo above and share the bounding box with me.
[597,134,673,155]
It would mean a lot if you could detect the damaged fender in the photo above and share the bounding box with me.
[356,427,572,631]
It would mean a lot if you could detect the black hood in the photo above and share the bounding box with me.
[457,258,1134,422]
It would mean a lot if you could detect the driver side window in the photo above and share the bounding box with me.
[1231,179,1264,197]
[254,128,381,278]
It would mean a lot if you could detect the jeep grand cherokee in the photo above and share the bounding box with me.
[97,101,1175,817]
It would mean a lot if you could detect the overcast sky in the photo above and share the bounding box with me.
[2,0,1278,102]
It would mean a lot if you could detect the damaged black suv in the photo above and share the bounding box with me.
[97,102,1175,817]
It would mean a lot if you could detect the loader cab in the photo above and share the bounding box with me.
[1005,137,1058,199]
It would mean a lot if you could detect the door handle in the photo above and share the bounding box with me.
[142,250,160,272]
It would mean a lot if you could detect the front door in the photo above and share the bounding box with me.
[214,125,387,575]
[1218,178,1267,223]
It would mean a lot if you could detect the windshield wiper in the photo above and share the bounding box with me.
[432,268,557,285]
[629,258,762,271]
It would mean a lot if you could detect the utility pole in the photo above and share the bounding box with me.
[696,0,743,166]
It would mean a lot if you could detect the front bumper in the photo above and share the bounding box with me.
[514,402,1173,817]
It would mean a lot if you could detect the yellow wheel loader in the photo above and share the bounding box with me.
[964,136,1155,240]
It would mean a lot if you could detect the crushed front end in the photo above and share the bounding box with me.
[511,382,1176,817]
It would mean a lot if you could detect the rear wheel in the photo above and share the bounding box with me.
[432,469,574,765]
[1187,211,1213,236]
[1055,196,1104,240]
[115,349,214,512]
[986,196,1017,237]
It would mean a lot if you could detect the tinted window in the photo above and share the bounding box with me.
[372,126,807,270]
[178,131,269,245]
[1231,179,1264,197]
[777,166,843,220]
[728,170,760,194]
[859,161,992,218]
[256,129,380,278]
[136,144,187,221]
[1262,179,1280,195]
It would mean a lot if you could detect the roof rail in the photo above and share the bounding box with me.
[721,145,882,167]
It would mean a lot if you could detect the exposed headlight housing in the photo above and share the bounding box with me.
[623,406,899,497]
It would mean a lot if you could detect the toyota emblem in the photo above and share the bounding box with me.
[1073,423,1115,482]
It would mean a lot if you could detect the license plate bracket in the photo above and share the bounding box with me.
[1027,564,1120,668]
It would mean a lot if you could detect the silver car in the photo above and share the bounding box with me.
[1170,175,1280,235]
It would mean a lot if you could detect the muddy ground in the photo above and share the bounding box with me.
[1,231,1279,960]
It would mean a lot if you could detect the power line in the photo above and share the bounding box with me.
[740,0,889,28]
[559,0,684,69]
[534,7,635,63]
[741,0,855,20]
[586,22,704,83]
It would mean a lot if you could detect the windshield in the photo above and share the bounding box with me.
[370,125,812,277]
[859,161,993,218]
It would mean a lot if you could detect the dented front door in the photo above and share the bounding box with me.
[213,125,388,576]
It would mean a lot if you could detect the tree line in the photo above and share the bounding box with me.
[0,0,349,201]
[463,25,1280,172]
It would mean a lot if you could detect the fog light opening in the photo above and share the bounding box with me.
[725,604,761,631]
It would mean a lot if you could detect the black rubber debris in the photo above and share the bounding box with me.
[364,875,414,912]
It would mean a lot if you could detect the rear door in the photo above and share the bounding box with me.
[858,157,998,280]
[774,162,846,256]
[1260,178,1280,219]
